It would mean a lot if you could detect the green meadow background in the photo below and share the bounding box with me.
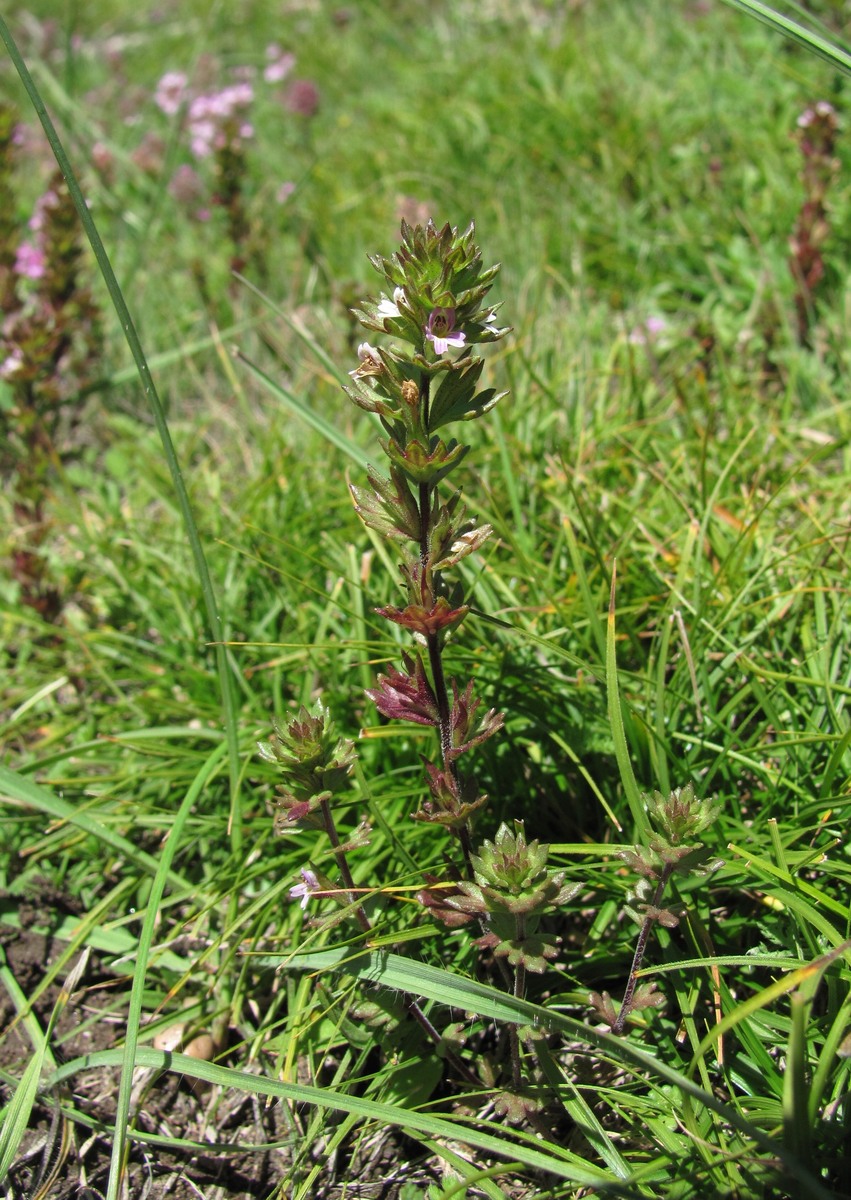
[1,1,851,1197]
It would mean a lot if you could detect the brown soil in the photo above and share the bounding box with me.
[0,888,515,1199]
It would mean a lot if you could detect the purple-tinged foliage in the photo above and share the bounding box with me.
[366,653,440,726]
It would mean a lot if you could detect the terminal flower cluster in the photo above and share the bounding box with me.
[258,705,357,833]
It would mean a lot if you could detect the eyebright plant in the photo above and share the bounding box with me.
[0,109,101,618]
[152,53,304,285]
[347,219,509,858]
[789,100,840,345]
[261,222,725,1120]
[589,783,723,1035]
[258,701,482,1088]
[262,220,583,1112]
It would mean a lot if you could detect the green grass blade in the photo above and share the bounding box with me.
[607,565,649,839]
[0,949,89,1182]
[0,764,190,891]
[783,991,811,1168]
[282,947,834,1198]
[720,0,851,74]
[106,740,229,1200]
[0,1041,45,1181]
[48,1049,617,1188]
[235,350,370,468]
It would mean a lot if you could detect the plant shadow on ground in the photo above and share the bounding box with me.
[2,883,482,1200]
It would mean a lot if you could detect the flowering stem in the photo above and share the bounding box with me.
[509,914,528,1092]
[418,374,475,875]
[319,795,371,934]
[318,796,481,1089]
[612,862,674,1036]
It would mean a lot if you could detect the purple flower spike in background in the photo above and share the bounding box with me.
[426,307,466,354]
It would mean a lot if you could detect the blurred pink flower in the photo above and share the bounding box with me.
[0,347,25,379]
[91,141,115,176]
[264,45,295,83]
[14,242,46,280]
[187,83,254,158]
[628,315,668,345]
[276,181,296,204]
[131,132,166,175]
[154,70,188,116]
[28,189,59,234]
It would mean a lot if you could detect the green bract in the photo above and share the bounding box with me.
[258,704,357,833]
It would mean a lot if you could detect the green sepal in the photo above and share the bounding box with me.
[342,379,398,421]
[382,435,469,485]
[349,464,421,542]
[429,356,506,429]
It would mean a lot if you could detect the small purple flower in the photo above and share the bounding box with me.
[276,181,296,204]
[425,307,466,355]
[289,868,321,910]
[14,242,46,280]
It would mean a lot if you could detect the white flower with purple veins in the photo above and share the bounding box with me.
[349,342,383,378]
[289,868,321,910]
[425,307,466,354]
[375,287,406,321]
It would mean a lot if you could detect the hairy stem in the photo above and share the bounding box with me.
[509,914,528,1092]
[417,369,475,876]
[318,796,481,1089]
[320,795,371,934]
[612,862,674,1036]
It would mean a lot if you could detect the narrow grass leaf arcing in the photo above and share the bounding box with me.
[606,565,649,839]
